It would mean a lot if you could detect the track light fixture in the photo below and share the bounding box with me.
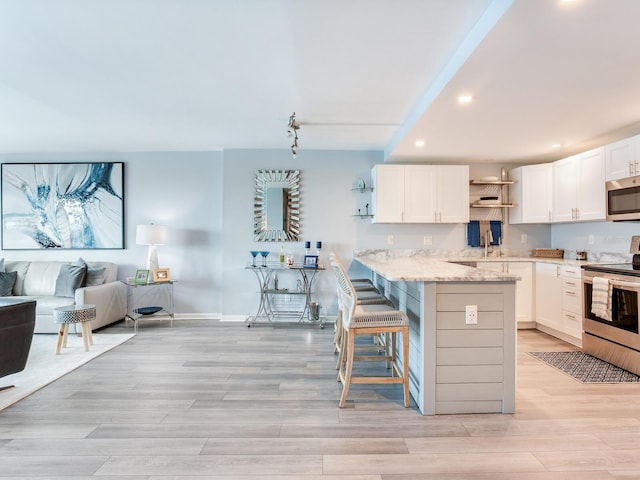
[287,112,300,157]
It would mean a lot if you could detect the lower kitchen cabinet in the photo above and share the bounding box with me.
[478,261,533,328]
[534,261,581,346]
[559,265,582,345]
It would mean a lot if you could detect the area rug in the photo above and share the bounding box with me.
[0,332,135,411]
[528,351,640,383]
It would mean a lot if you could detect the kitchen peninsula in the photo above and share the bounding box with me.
[354,251,519,415]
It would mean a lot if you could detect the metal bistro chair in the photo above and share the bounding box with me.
[332,257,410,408]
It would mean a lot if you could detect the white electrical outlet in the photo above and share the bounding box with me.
[424,235,433,246]
[521,233,527,244]
[465,305,478,325]
[589,234,595,245]
[387,235,394,245]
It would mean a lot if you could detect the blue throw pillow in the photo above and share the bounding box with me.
[0,271,16,296]
[54,264,87,298]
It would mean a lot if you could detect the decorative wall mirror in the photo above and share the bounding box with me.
[254,169,300,241]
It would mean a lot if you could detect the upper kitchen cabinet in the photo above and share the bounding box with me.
[552,147,605,223]
[605,134,640,180]
[509,163,553,224]
[371,164,469,224]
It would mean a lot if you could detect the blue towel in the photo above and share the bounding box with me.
[467,220,502,247]
[489,220,502,246]
[467,221,481,247]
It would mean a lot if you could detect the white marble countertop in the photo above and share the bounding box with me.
[354,255,520,282]
[353,250,609,283]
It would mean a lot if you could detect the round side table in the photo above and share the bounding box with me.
[53,304,96,354]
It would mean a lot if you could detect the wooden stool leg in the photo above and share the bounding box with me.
[55,325,66,355]
[62,324,69,348]
[333,310,342,353]
[336,324,347,372]
[84,321,94,345]
[402,326,410,408]
[339,330,355,408]
[81,322,91,352]
[390,332,397,376]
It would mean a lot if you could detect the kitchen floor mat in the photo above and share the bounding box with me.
[528,351,640,383]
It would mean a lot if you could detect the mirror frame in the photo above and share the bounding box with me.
[253,169,300,241]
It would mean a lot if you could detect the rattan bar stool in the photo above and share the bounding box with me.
[332,258,410,408]
[330,254,392,366]
[351,278,379,292]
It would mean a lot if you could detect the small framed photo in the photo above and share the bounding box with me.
[153,268,171,282]
[303,255,318,268]
[134,269,150,284]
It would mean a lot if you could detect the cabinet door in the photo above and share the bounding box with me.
[372,165,404,223]
[508,262,533,325]
[577,147,605,221]
[535,262,562,330]
[404,165,436,223]
[605,135,638,181]
[437,165,469,223]
[552,155,578,222]
[521,163,553,223]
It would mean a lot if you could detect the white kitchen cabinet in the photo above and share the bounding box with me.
[477,261,533,327]
[535,262,562,332]
[435,165,470,223]
[559,265,582,345]
[535,262,582,346]
[371,164,404,222]
[552,147,605,222]
[372,164,469,224]
[509,164,553,224]
[605,134,640,180]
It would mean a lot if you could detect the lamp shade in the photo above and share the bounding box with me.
[136,224,167,246]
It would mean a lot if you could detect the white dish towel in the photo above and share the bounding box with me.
[591,277,612,321]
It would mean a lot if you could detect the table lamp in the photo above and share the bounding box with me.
[136,224,167,273]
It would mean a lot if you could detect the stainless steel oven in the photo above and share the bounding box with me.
[582,265,640,374]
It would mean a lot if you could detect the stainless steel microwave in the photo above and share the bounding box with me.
[606,175,640,221]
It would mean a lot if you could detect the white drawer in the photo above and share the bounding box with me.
[561,277,580,289]
[562,288,581,312]
[561,309,582,338]
[560,265,581,279]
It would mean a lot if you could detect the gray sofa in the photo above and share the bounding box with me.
[3,260,127,334]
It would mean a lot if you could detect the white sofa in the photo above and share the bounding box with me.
[4,260,127,334]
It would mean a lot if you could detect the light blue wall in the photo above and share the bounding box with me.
[551,221,640,260]
[2,149,633,318]
[0,151,223,316]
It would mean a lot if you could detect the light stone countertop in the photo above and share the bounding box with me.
[354,255,520,282]
[353,250,611,283]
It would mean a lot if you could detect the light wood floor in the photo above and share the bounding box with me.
[2,319,640,479]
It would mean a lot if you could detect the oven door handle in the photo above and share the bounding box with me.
[609,279,640,290]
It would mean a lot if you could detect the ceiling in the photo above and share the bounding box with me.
[2,0,640,164]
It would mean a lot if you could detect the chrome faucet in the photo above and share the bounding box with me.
[484,229,494,258]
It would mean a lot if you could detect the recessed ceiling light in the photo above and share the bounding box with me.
[558,0,580,8]
[551,143,562,148]
[458,94,474,104]
[415,140,425,147]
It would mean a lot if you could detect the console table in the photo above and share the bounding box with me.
[123,280,176,332]
[245,263,324,327]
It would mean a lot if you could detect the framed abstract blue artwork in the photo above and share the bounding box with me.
[1,162,125,250]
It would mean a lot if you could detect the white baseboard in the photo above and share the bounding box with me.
[173,313,222,320]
